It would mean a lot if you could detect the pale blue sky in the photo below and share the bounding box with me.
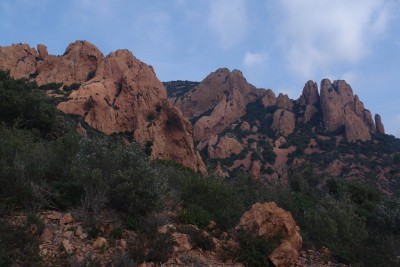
[1,0,399,137]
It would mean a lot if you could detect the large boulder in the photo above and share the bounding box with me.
[236,202,302,267]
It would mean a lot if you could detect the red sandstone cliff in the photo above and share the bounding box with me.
[0,41,205,172]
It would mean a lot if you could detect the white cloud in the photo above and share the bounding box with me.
[208,0,248,48]
[243,51,267,67]
[274,0,392,78]
[76,0,116,16]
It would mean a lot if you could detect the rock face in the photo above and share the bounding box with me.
[261,89,277,108]
[320,79,373,141]
[0,43,37,79]
[0,41,104,86]
[0,41,205,172]
[207,135,244,159]
[171,68,268,141]
[276,93,293,111]
[299,80,320,123]
[375,114,385,134]
[236,202,302,267]
[35,41,104,86]
[272,109,296,136]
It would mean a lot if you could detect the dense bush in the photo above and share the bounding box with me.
[0,218,43,266]
[1,71,400,266]
[0,70,68,138]
[237,228,281,267]
[63,83,81,91]
[177,225,214,250]
[127,232,174,264]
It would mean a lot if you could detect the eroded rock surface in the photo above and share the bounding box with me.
[0,41,205,172]
[171,68,268,141]
[236,202,302,267]
[320,79,374,141]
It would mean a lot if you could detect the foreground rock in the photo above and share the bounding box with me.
[236,202,302,267]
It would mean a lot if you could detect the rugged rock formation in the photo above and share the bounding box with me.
[0,41,205,172]
[320,79,373,141]
[299,81,319,106]
[276,93,293,111]
[207,135,244,159]
[261,89,277,108]
[272,109,296,136]
[35,41,104,86]
[171,68,268,141]
[250,160,262,180]
[0,43,37,79]
[236,202,302,267]
[299,80,320,123]
[57,49,205,172]
[375,114,385,134]
[0,41,104,86]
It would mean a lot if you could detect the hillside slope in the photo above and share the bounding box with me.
[0,41,205,172]
[166,70,400,194]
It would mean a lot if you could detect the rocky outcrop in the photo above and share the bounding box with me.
[0,41,205,172]
[273,93,295,136]
[35,41,104,86]
[250,160,262,180]
[299,81,319,106]
[299,81,319,123]
[272,109,296,136]
[320,79,374,141]
[276,93,293,111]
[236,202,302,267]
[0,41,104,86]
[375,114,385,134]
[171,68,268,141]
[0,43,37,79]
[261,89,277,108]
[207,135,244,159]
[57,49,205,172]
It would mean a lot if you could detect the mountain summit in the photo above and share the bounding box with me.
[166,69,398,189]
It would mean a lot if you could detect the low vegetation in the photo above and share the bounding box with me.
[1,70,400,266]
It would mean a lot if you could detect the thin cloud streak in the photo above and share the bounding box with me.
[243,51,267,67]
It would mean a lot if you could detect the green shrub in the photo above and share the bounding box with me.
[127,233,173,264]
[237,228,281,267]
[177,225,214,250]
[63,83,81,91]
[303,196,368,264]
[178,204,212,228]
[86,70,96,81]
[39,82,63,91]
[109,227,123,240]
[0,70,68,138]
[394,154,400,165]
[84,215,101,239]
[0,218,43,266]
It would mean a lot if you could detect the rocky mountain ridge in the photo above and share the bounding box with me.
[0,41,205,172]
[168,68,384,142]
[166,69,400,192]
